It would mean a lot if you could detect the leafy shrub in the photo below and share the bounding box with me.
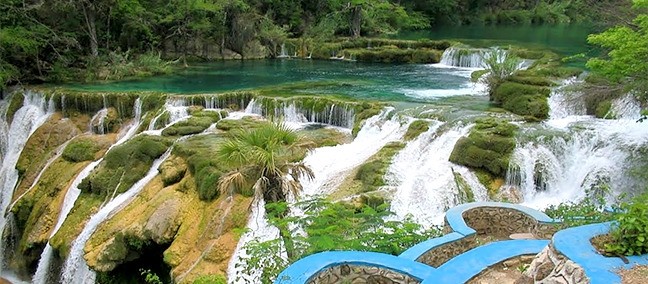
[63,138,100,162]
[605,192,648,256]
[239,199,442,283]
[544,188,615,228]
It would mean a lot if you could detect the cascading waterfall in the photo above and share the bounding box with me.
[244,98,355,129]
[32,159,103,284]
[0,91,53,271]
[60,148,172,284]
[387,121,487,226]
[147,98,190,132]
[507,82,648,209]
[227,109,410,283]
[33,99,145,284]
[227,200,281,284]
[439,47,488,68]
[8,139,74,213]
[89,109,109,134]
[301,108,410,197]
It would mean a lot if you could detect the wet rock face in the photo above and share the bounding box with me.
[523,245,588,284]
[144,199,182,244]
[308,265,419,284]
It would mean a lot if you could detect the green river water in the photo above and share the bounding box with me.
[70,24,593,105]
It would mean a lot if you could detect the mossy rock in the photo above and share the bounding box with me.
[452,170,475,203]
[471,70,489,83]
[353,142,405,193]
[492,82,550,120]
[63,137,101,162]
[161,116,216,136]
[159,156,188,187]
[351,48,441,64]
[449,119,518,178]
[404,120,430,141]
[300,126,351,147]
[214,117,266,132]
[6,92,25,124]
[78,135,172,198]
[595,100,614,119]
[173,134,229,201]
[50,192,104,258]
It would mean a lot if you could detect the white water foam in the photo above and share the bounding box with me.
[300,108,410,197]
[0,92,53,271]
[387,122,486,226]
[510,80,648,209]
[227,200,281,284]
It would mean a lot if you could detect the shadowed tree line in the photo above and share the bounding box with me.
[0,0,633,89]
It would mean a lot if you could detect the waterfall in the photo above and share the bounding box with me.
[277,43,289,59]
[89,108,109,134]
[33,100,145,284]
[32,159,102,284]
[244,98,355,128]
[146,98,190,133]
[227,109,409,283]
[227,200,281,284]
[60,148,172,284]
[0,91,53,271]
[387,121,487,226]
[8,139,74,213]
[508,81,648,209]
[548,78,587,120]
[439,47,488,68]
[301,108,410,197]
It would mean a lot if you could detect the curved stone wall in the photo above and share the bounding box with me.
[308,265,420,284]
[277,202,560,284]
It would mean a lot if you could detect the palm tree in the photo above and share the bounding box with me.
[216,122,315,204]
[481,48,520,97]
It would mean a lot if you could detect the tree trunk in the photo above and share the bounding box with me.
[351,5,362,38]
[82,2,99,57]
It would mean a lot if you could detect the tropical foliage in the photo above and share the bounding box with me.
[238,199,442,284]
[587,0,648,98]
[216,122,314,203]
[0,0,631,89]
[481,48,521,98]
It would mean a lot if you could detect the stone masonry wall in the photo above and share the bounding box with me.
[416,236,477,267]
[463,207,558,239]
[308,264,420,284]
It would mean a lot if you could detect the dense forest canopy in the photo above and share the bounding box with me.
[0,0,634,89]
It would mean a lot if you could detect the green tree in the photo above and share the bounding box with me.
[481,48,520,97]
[216,122,314,204]
[587,0,648,98]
